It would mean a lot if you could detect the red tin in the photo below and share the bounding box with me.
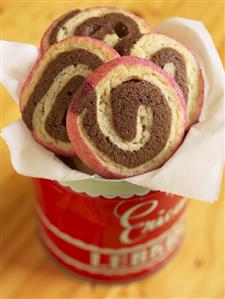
[33,178,187,283]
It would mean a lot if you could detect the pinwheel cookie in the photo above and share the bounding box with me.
[41,7,150,55]
[67,56,186,178]
[129,33,204,127]
[20,36,119,155]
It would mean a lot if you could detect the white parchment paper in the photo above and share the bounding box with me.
[1,18,224,202]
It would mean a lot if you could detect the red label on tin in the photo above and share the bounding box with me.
[34,179,187,282]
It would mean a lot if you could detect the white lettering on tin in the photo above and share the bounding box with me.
[114,198,187,244]
[89,218,184,271]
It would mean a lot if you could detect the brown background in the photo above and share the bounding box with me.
[1,1,224,298]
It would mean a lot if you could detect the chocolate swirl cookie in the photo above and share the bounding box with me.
[20,36,119,155]
[41,7,150,55]
[129,33,204,127]
[67,56,186,178]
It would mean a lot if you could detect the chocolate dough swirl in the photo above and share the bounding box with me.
[73,13,143,55]
[22,49,103,142]
[49,10,81,46]
[77,79,172,168]
[151,47,189,101]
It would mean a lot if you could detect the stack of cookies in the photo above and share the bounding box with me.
[20,7,204,178]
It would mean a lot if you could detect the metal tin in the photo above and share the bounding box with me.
[34,178,187,283]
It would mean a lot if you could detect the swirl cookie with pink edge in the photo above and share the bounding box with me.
[41,7,150,55]
[20,36,119,156]
[129,33,204,127]
[67,56,187,178]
